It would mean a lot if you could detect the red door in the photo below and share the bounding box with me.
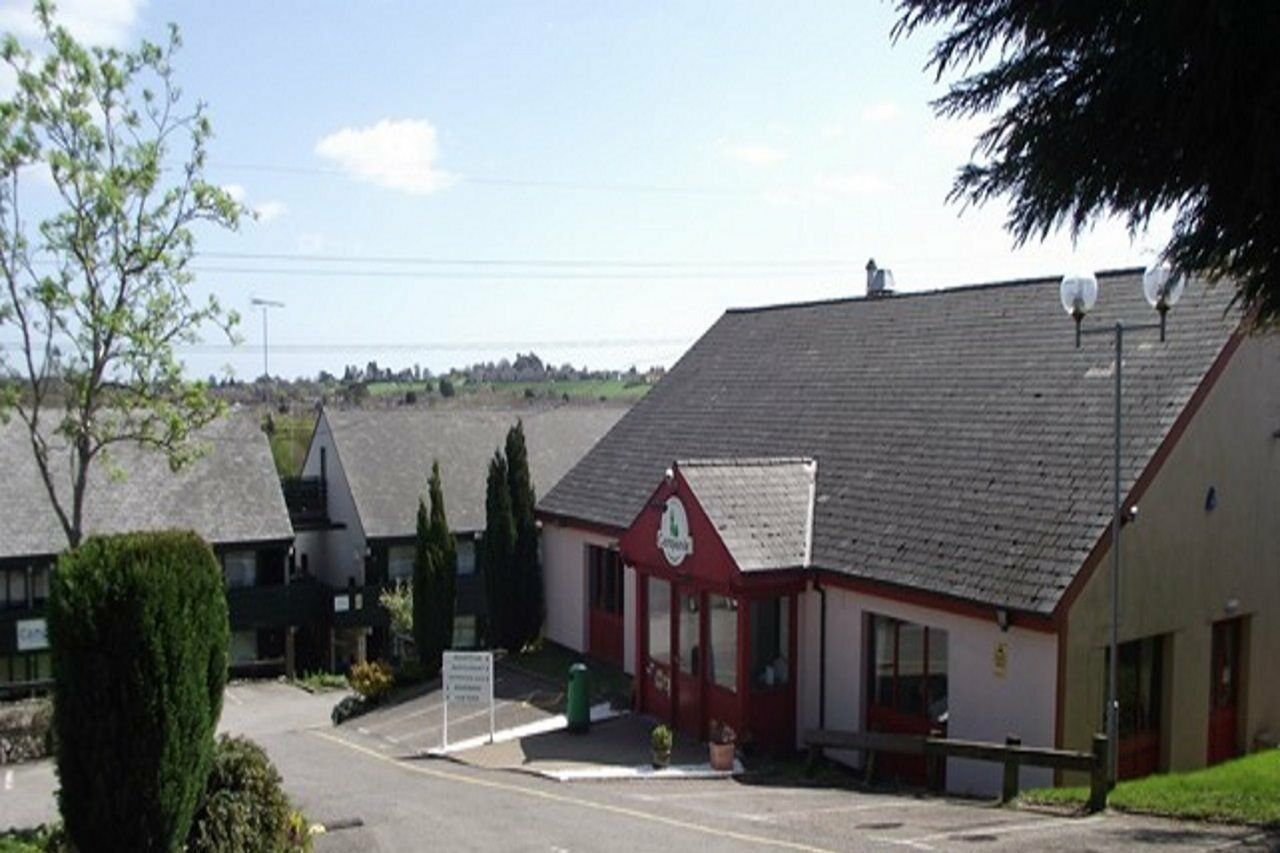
[587,547,624,667]
[674,589,703,739]
[640,577,673,721]
[1207,618,1242,765]
[865,616,948,787]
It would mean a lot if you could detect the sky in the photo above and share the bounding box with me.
[0,0,1174,380]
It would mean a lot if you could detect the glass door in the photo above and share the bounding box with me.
[675,588,702,738]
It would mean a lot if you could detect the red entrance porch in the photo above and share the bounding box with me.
[619,459,814,753]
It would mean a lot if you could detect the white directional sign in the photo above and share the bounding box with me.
[16,619,47,652]
[441,651,495,750]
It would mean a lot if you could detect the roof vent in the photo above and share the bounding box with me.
[865,258,894,298]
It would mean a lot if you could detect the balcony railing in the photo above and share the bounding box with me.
[282,476,328,528]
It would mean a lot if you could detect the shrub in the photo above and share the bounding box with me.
[49,531,228,853]
[651,724,673,753]
[187,735,310,853]
[348,660,394,702]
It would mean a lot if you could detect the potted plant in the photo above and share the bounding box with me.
[708,720,736,771]
[651,724,673,769]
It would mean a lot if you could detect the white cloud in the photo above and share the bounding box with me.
[724,143,787,168]
[860,100,903,125]
[253,200,287,223]
[222,184,247,203]
[315,118,454,195]
[0,0,143,47]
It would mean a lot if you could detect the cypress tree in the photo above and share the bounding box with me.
[49,531,228,852]
[505,420,542,649]
[411,495,439,675]
[481,450,517,650]
[425,461,457,656]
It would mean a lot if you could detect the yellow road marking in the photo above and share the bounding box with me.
[308,729,836,852]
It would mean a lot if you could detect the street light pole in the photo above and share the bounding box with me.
[250,297,285,380]
[1061,265,1183,787]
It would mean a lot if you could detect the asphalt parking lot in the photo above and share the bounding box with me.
[5,675,1277,852]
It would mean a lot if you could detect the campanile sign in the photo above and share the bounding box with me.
[657,496,693,566]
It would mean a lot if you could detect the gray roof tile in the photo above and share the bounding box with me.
[0,412,293,559]
[538,271,1241,614]
[325,406,625,539]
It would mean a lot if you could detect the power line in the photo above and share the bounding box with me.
[181,265,857,281]
[193,250,865,270]
[0,336,694,354]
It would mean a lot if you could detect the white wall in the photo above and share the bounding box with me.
[798,584,1058,797]
[299,413,366,588]
[541,523,620,656]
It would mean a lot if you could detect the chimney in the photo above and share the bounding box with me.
[865,258,894,298]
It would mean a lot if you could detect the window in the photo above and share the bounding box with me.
[387,546,415,583]
[453,615,477,649]
[646,578,671,665]
[708,594,737,692]
[456,539,477,576]
[229,630,258,665]
[29,566,49,606]
[866,614,949,726]
[678,593,700,676]
[223,552,257,589]
[749,597,790,689]
[588,546,623,615]
[1113,635,1164,738]
[1,568,28,610]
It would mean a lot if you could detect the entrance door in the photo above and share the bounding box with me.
[587,546,625,667]
[642,577,674,721]
[865,614,949,787]
[1208,618,1242,765]
[675,589,703,738]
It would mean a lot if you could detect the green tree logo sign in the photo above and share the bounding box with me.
[657,497,693,566]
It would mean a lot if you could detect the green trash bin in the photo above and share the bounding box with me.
[567,662,590,734]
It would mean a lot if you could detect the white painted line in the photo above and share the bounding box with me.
[869,816,1102,851]
[4,769,13,791]
[738,800,926,823]
[427,703,624,756]
[224,688,244,706]
[539,759,743,783]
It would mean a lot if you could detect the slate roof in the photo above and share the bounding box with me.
[0,412,294,560]
[678,458,816,572]
[323,406,626,539]
[539,270,1243,614]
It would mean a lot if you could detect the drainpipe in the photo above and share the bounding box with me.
[815,573,827,730]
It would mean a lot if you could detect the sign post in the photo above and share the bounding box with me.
[441,651,495,751]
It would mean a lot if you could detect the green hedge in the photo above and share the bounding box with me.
[49,531,229,853]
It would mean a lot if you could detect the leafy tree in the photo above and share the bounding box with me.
[438,376,455,398]
[411,461,456,676]
[893,1,1280,324]
[505,420,542,648]
[48,531,228,853]
[0,4,244,548]
[481,449,517,650]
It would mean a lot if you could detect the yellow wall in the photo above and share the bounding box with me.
[1062,332,1280,773]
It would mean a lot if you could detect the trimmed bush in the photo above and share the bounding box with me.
[48,531,228,853]
[187,735,309,853]
[348,660,394,702]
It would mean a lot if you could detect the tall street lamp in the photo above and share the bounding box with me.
[1059,263,1184,785]
[250,297,285,380]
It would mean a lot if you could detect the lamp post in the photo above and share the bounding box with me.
[250,297,285,380]
[1059,263,1184,786]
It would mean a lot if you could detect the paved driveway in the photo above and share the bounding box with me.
[5,679,1277,852]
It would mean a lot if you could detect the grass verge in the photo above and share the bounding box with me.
[506,641,632,708]
[292,670,348,693]
[1021,749,1280,825]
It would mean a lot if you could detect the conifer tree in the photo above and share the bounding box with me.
[426,461,457,656]
[481,450,517,650]
[505,421,543,648]
[411,495,438,674]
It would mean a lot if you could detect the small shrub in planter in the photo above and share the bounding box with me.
[651,724,673,769]
[708,720,737,772]
[349,660,394,702]
[187,735,312,853]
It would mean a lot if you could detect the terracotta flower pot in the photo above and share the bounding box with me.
[709,741,735,771]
